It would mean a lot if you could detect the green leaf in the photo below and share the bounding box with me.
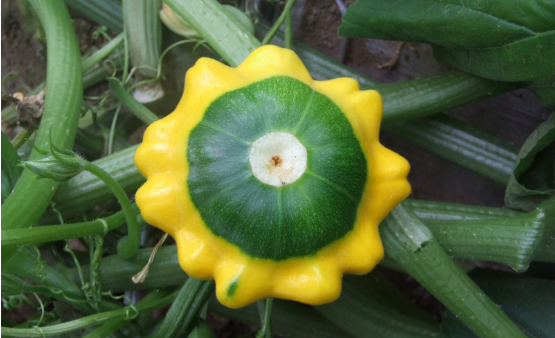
[339,0,555,105]
[1,132,22,204]
[505,114,555,211]
[441,269,555,338]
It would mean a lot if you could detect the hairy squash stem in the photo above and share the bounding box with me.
[383,114,518,186]
[382,204,527,338]
[1,0,83,264]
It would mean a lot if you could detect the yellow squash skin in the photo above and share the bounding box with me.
[135,45,411,308]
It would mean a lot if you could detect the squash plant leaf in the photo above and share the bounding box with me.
[1,132,22,204]
[339,0,555,106]
[505,113,555,211]
[441,269,555,338]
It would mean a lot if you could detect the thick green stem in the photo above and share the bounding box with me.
[377,71,520,124]
[151,279,215,338]
[384,114,518,185]
[1,0,83,264]
[381,203,527,338]
[426,198,555,271]
[123,0,161,78]
[82,161,141,259]
[163,0,260,67]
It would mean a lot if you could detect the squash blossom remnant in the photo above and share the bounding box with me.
[135,45,410,308]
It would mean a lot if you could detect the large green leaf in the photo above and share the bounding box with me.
[441,269,555,338]
[505,114,555,211]
[339,0,555,105]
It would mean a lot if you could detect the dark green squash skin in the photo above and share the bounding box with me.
[187,76,367,260]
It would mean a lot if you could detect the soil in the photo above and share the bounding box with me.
[1,1,46,94]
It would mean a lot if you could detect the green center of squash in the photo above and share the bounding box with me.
[187,76,367,260]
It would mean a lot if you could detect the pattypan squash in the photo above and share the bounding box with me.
[135,45,410,308]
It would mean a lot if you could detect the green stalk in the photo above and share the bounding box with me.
[381,203,527,338]
[384,114,518,185]
[256,298,274,338]
[426,198,555,271]
[404,199,520,221]
[284,8,293,49]
[377,71,520,124]
[1,0,83,263]
[109,79,159,124]
[1,206,139,247]
[123,0,161,78]
[82,290,168,338]
[163,0,260,67]
[63,0,123,33]
[82,161,140,259]
[11,129,33,149]
[261,0,297,46]
[81,33,124,72]
[1,290,176,337]
[151,279,215,338]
